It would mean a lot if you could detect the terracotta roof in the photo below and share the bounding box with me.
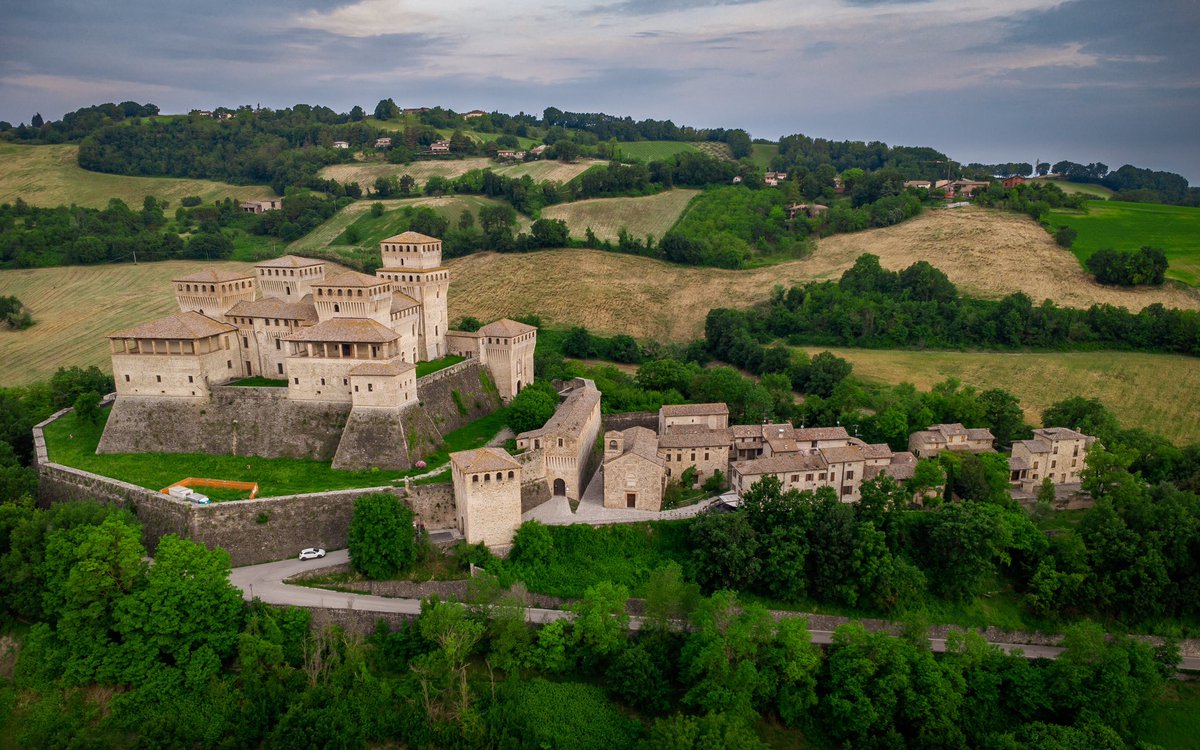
[255,255,324,268]
[479,318,537,338]
[381,231,441,244]
[172,268,255,283]
[659,428,730,449]
[283,318,399,344]
[318,271,388,288]
[391,291,421,314]
[794,426,850,442]
[819,445,867,464]
[227,295,318,322]
[109,311,236,340]
[452,447,521,473]
[350,358,416,377]
[661,403,729,417]
[733,453,826,475]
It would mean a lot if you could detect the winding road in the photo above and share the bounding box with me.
[229,550,1200,671]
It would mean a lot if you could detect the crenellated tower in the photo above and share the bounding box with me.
[375,231,449,360]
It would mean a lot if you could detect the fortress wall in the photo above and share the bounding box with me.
[602,411,658,433]
[415,360,502,436]
[96,387,351,460]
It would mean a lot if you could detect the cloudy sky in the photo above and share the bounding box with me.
[2,0,1197,180]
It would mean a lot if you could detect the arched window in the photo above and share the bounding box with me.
[484,473,490,482]
[472,475,478,483]
[609,440,617,449]
[333,303,340,313]
[508,471,514,479]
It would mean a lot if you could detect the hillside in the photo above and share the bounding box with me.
[448,206,1200,342]
[318,157,596,189]
[539,189,699,242]
[0,143,274,209]
[802,347,1200,445]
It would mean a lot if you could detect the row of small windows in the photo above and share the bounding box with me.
[384,243,438,252]
[178,281,252,293]
[260,267,319,277]
[471,471,516,482]
[318,287,375,297]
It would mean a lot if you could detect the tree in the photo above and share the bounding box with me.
[569,581,630,672]
[349,105,365,122]
[373,98,399,121]
[562,326,599,358]
[530,218,569,248]
[689,509,760,593]
[726,130,752,159]
[979,388,1028,448]
[506,381,558,433]
[72,392,102,425]
[1054,225,1077,248]
[347,493,416,580]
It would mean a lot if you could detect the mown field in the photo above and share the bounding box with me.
[749,143,779,169]
[1044,200,1200,286]
[539,189,698,241]
[318,157,596,189]
[798,346,1200,445]
[0,260,256,385]
[0,143,274,209]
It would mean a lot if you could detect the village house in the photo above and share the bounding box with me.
[729,439,915,502]
[1002,175,1026,188]
[515,379,602,501]
[908,423,995,459]
[659,427,731,486]
[1009,427,1095,493]
[530,144,547,156]
[659,402,729,433]
[904,180,933,189]
[374,137,392,148]
[239,199,282,214]
[463,109,487,119]
[602,426,665,510]
[786,203,828,220]
[332,140,350,149]
[763,171,788,186]
[430,139,451,154]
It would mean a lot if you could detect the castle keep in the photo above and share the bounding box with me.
[101,233,533,469]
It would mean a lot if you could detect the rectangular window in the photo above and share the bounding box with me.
[846,470,854,480]
[124,374,130,382]
[1051,460,1057,469]
[842,486,852,496]
[156,375,161,382]
[277,363,284,374]
[320,378,326,386]
[367,383,374,392]
[704,452,710,461]
[819,473,827,480]
[226,360,232,369]
[275,339,281,350]
[188,376,194,383]
[806,473,813,481]
[293,377,299,385]
[242,336,249,348]
[791,474,799,482]
[354,386,359,392]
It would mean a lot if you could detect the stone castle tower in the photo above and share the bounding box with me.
[450,447,523,547]
[172,269,257,318]
[375,231,449,360]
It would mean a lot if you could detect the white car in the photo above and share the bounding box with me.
[298,548,326,560]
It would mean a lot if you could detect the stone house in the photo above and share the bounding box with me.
[332,140,350,149]
[729,439,914,502]
[239,199,282,214]
[374,137,392,148]
[1009,427,1095,493]
[1002,175,1026,188]
[659,403,729,434]
[659,427,731,486]
[908,423,995,459]
[603,427,665,510]
[430,140,451,154]
[451,447,523,547]
[515,379,602,501]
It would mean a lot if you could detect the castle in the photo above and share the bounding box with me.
[106,232,532,409]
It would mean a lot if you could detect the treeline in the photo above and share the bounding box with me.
[713,254,1200,356]
[1086,246,1169,286]
[773,134,949,177]
[542,106,750,151]
[0,191,344,267]
[1051,160,1198,206]
[0,101,160,143]
[971,180,1087,220]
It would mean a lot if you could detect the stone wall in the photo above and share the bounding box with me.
[97,387,351,459]
[331,405,439,470]
[415,360,501,435]
[602,411,658,433]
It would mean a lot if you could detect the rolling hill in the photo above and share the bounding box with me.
[539,190,699,242]
[0,143,274,209]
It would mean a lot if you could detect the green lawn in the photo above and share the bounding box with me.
[416,355,464,377]
[612,141,699,161]
[1030,177,1114,199]
[1044,200,1200,286]
[43,404,508,499]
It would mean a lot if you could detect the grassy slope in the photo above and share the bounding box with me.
[612,141,699,161]
[799,346,1200,445]
[0,143,273,209]
[1029,176,1114,198]
[1137,682,1200,750]
[749,143,779,168]
[540,189,699,242]
[1044,200,1200,286]
[43,405,508,498]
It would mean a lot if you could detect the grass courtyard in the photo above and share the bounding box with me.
[43,404,509,499]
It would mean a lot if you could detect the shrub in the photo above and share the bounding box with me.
[180,196,202,207]
[1054,225,1077,248]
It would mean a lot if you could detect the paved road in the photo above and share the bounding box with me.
[230,551,1200,671]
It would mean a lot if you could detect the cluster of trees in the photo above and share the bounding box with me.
[718,253,1200,356]
[0,101,160,143]
[0,191,344,268]
[1050,160,1197,206]
[773,134,949,178]
[541,106,751,150]
[972,180,1087,220]
[964,161,1036,178]
[0,295,32,329]
[1085,246,1169,286]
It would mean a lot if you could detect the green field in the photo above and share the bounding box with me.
[540,189,699,242]
[1136,682,1200,749]
[0,143,274,209]
[798,347,1200,445]
[43,405,509,498]
[612,141,699,161]
[1045,200,1200,285]
[1030,177,1114,199]
[749,143,779,168]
